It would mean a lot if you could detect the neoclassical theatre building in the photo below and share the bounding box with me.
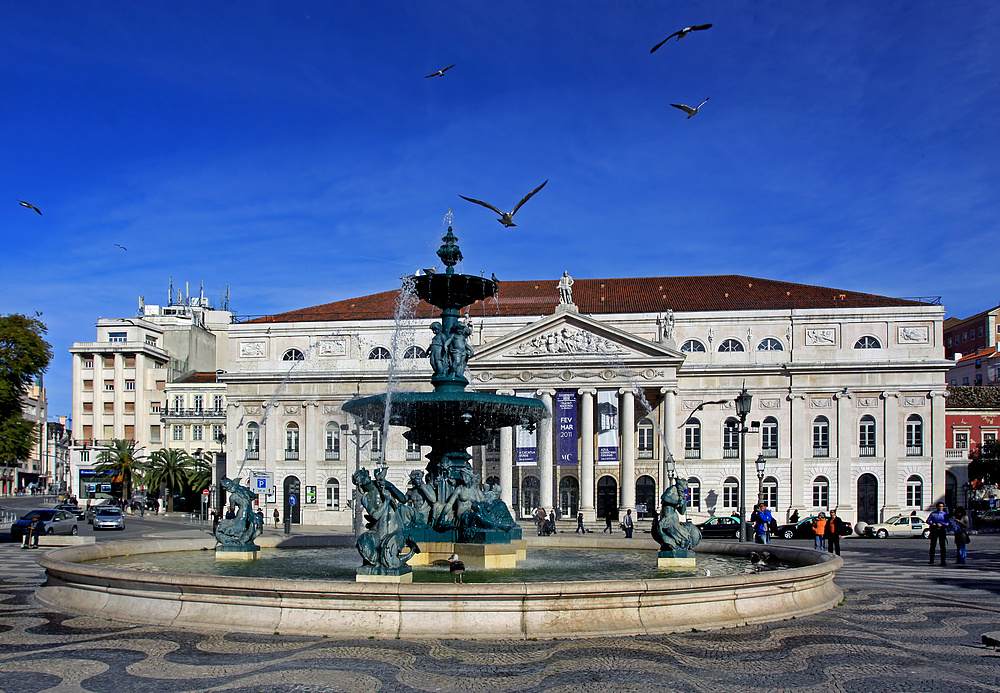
[220,274,954,528]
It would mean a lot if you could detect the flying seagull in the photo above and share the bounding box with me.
[677,399,728,428]
[17,200,42,215]
[424,64,455,78]
[460,180,548,227]
[650,24,713,52]
[115,244,127,251]
[671,97,710,119]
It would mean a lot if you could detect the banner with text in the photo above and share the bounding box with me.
[597,389,620,464]
[555,391,578,466]
[515,390,538,466]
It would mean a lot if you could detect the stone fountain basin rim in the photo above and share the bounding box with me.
[36,537,838,594]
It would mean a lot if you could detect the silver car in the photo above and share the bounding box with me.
[92,506,125,531]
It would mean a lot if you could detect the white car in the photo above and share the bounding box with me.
[92,506,125,531]
[864,514,927,539]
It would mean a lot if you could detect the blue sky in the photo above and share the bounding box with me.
[2,1,999,418]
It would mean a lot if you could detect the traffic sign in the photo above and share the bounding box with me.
[288,494,297,507]
[251,472,273,492]
[202,489,210,496]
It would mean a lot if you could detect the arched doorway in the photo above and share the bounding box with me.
[857,473,878,524]
[283,475,301,524]
[635,475,656,519]
[521,476,540,517]
[945,471,957,510]
[559,476,579,517]
[596,475,618,520]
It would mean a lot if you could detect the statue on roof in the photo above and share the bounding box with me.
[558,271,574,305]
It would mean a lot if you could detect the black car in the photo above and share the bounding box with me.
[775,515,853,540]
[696,515,742,539]
[54,503,85,520]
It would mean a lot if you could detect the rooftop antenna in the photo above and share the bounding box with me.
[199,280,204,306]
[185,281,190,305]
[168,277,174,306]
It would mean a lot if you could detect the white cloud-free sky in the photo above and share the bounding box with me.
[2,1,998,417]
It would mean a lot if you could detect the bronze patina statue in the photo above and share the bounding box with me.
[652,476,702,554]
[215,477,264,551]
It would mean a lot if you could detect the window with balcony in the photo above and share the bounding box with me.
[812,476,829,507]
[684,418,701,459]
[246,422,260,460]
[193,395,203,414]
[173,395,184,412]
[325,422,340,460]
[906,414,923,456]
[723,417,740,458]
[637,418,655,459]
[760,417,778,458]
[859,415,877,456]
[406,439,422,461]
[812,416,830,457]
[214,395,224,413]
[285,422,300,460]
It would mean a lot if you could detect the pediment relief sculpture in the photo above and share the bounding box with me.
[509,326,626,357]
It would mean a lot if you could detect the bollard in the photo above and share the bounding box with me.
[283,516,291,535]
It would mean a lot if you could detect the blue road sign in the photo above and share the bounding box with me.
[288,494,297,506]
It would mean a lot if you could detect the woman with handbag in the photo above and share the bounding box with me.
[953,507,971,567]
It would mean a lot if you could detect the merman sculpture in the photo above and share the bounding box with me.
[215,477,265,557]
[652,476,702,568]
[353,467,421,578]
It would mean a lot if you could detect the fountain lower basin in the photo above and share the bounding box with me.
[35,536,843,639]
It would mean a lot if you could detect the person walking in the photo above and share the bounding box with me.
[576,511,586,534]
[812,512,827,551]
[535,507,546,536]
[825,509,845,556]
[273,508,280,528]
[21,515,40,549]
[755,504,774,545]
[953,507,971,567]
[622,509,634,538]
[604,505,618,534]
[927,501,950,566]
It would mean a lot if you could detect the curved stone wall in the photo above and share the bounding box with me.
[35,538,843,639]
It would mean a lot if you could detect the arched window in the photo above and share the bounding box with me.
[859,415,877,456]
[812,416,830,457]
[686,477,701,511]
[684,418,701,458]
[722,477,739,509]
[723,417,740,458]
[906,414,923,456]
[404,345,426,359]
[854,336,881,349]
[757,337,783,351]
[761,417,778,457]
[368,347,391,360]
[812,476,829,507]
[246,422,260,460]
[325,422,340,460]
[906,475,923,508]
[285,422,299,460]
[719,339,745,352]
[637,418,655,459]
[681,339,706,353]
[761,476,778,508]
[282,348,305,361]
[325,478,340,510]
[521,476,540,516]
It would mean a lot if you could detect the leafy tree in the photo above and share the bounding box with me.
[95,439,146,502]
[968,439,1000,487]
[146,448,193,513]
[186,449,214,494]
[0,314,52,467]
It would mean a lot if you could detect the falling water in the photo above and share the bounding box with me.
[378,275,421,468]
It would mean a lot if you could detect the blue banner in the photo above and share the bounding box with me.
[556,391,578,466]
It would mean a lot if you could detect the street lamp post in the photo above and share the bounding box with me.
[755,454,767,504]
[733,385,759,542]
[342,420,372,537]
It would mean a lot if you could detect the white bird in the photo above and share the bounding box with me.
[651,24,713,52]
[670,98,710,119]
[449,553,466,583]
[17,200,42,215]
[460,180,548,227]
[424,64,455,78]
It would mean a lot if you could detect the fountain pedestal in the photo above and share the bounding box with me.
[356,566,413,583]
[216,545,260,561]
[657,549,697,568]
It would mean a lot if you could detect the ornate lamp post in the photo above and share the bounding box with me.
[755,454,767,504]
[734,384,758,542]
[342,419,373,537]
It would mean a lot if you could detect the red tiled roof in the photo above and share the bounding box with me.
[245,275,929,324]
[176,372,219,383]
[955,347,1000,363]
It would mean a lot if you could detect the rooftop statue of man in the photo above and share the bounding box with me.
[558,271,574,305]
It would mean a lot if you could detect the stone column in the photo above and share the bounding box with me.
[537,389,555,511]
[930,390,948,510]
[497,389,515,509]
[579,388,596,522]
[304,401,318,522]
[113,352,124,439]
[788,393,807,516]
[882,391,900,520]
[834,390,854,517]
[620,388,636,512]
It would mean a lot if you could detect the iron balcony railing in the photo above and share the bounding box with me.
[285,450,299,460]
[812,446,829,458]
[858,446,876,457]
[245,449,259,460]
[906,445,923,456]
[161,408,225,418]
[406,450,422,461]
[760,448,778,458]
[684,448,701,459]
[723,447,740,459]
[325,450,340,461]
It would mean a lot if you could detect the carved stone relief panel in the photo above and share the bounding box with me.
[897,326,930,344]
[759,399,781,410]
[244,406,261,415]
[284,405,300,415]
[804,328,837,346]
[239,341,267,358]
[856,397,879,408]
[318,338,348,356]
[809,398,833,408]
[903,396,927,408]
[323,405,339,414]
[510,327,625,356]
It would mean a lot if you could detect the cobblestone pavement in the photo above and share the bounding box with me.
[2,536,999,693]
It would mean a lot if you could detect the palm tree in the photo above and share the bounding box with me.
[186,449,213,493]
[95,439,145,503]
[146,448,193,513]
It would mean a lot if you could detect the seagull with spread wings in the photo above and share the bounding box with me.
[671,97,710,119]
[424,64,455,78]
[650,23,713,52]
[115,244,127,251]
[460,180,548,227]
[17,200,42,215]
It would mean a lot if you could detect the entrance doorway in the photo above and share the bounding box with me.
[857,473,878,524]
[596,475,618,520]
[283,475,301,524]
[559,476,579,517]
[635,475,656,519]
[520,476,540,517]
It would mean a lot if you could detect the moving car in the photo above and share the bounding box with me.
[696,515,742,539]
[54,503,86,520]
[92,506,125,531]
[775,515,853,540]
[10,509,79,542]
[85,501,114,524]
[863,514,928,539]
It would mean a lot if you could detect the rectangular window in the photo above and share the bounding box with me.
[326,484,340,510]
[108,332,127,343]
[104,402,114,413]
[214,395,224,412]
[124,356,136,368]
[980,327,984,337]
[83,358,94,368]
[83,380,93,391]
[173,395,184,412]
[173,425,184,441]
[813,483,829,508]
[124,425,135,440]
[82,425,93,439]
[371,429,382,460]
[193,395,203,413]
[723,483,739,508]
[192,425,203,441]
[687,483,701,511]
[104,356,115,367]
[984,432,997,444]
[906,481,923,507]
[212,425,223,442]
[150,402,161,413]
[406,440,422,461]
[156,380,165,390]
[955,432,969,449]
[150,425,161,443]
[124,401,135,413]
[80,450,89,462]
[145,336,157,346]
[103,425,113,439]
[125,380,135,391]
[82,402,93,413]
[104,381,114,391]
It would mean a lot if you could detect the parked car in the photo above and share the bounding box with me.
[85,501,113,524]
[10,509,79,542]
[92,506,125,531]
[775,515,853,540]
[54,503,85,520]
[696,515,743,539]
[863,514,928,539]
